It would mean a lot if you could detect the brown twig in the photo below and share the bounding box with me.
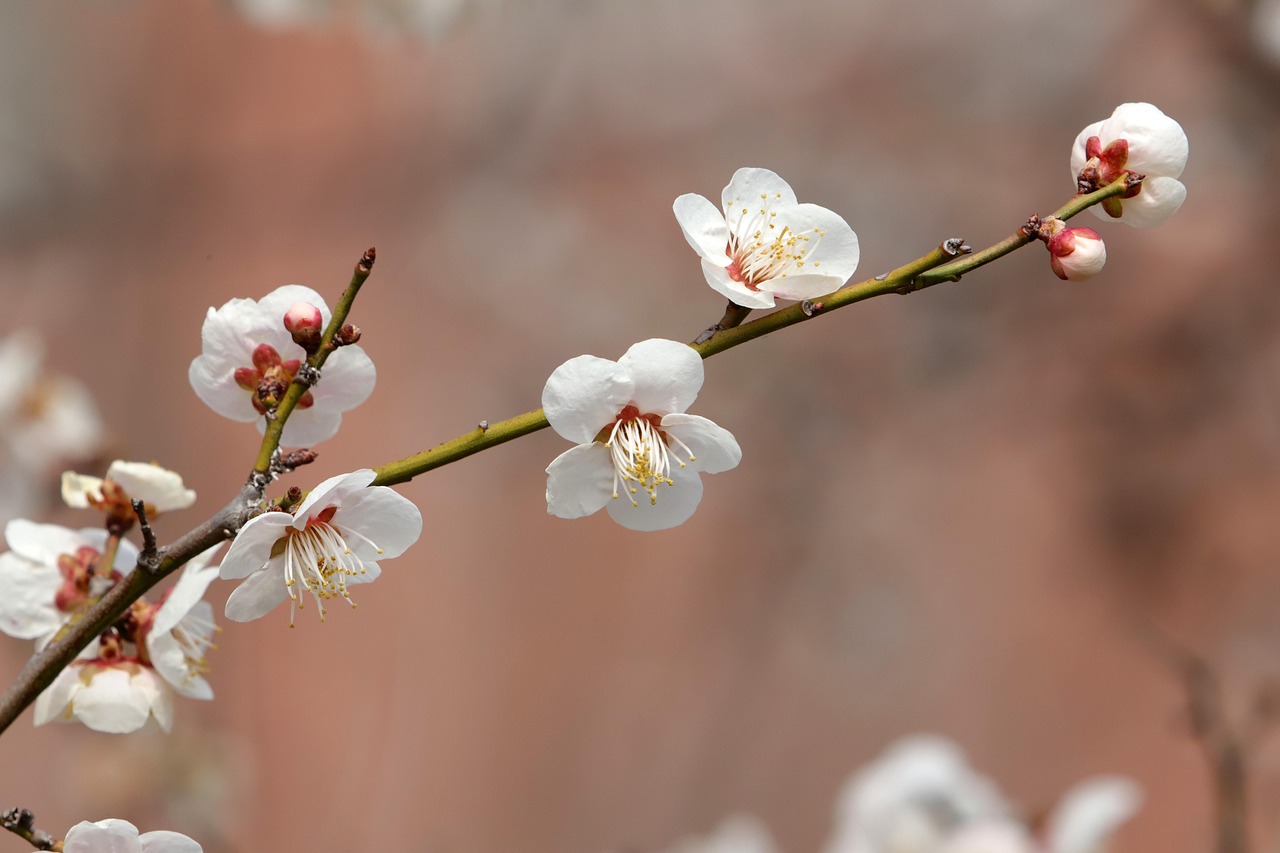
[2,808,60,851]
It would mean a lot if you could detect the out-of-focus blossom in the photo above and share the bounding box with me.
[1039,217,1107,282]
[0,331,104,525]
[824,735,1141,853]
[232,0,488,41]
[0,521,138,645]
[1253,0,1280,66]
[219,469,422,624]
[35,648,175,734]
[188,285,375,447]
[657,815,777,853]
[674,167,860,309]
[62,817,202,853]
[543,339,741,532]
[62,461,196,516]
[1070,103,1188,228]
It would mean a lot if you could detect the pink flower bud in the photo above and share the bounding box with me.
[1040,217,1107,281]
[283,301,324,352]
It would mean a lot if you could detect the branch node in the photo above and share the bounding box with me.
[478,420,489,431]
[3,808,58,850]
[801,300,825,317]
[295,363,321,388]
[873,272,888,281]
[942,237,971,257]
[1020,215,1044,239]
[357,246,376,274]
[276,449,319,475]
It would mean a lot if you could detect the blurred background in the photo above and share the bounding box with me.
[0,0,1277,850]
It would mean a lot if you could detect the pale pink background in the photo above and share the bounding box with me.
[0,1,1277,851]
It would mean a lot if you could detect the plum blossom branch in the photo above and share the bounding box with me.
[371,183,1122,487]
[251,247,376,475]
[2,808,59,851]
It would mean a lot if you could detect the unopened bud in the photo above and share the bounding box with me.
[284,301,324,352]
[1040,216,1107,281]
[335,323,362,347]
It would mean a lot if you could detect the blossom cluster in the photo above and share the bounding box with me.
[655,735,1141,853]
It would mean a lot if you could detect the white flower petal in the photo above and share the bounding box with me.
[218,513,293,580]
[618,339,704,415]
[150,554,220,637]
[223,565,291,622]
[63,819,146,853]
[605,464,703,531]
[105,461,197,512]
[61,472,104,509]
[0,552,64,640]
[721,167,798,217]
[1100,102,1188,179]
[701,260,777,309]
[777,202,860,283]
[6,519,88,564]
[72,668,154,734]
[140,831,204,853]
[273,406,344,447]
[939,821,1034,853]
[309,345,376,411]
[331,486,423,560]
[33,668,79,727]
[542,355,635,444]
[674,193,732,265]
[293,469,378,519]
[1047,776,1142,853]
[1115,176,1187,228]
[758,273,845,302]
[545,443,614,520]
[661,413,742,474]
[187,352,260,424]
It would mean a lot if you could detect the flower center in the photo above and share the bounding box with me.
[233,343,315,415]
[723,193,826,291]
[604,405,696,508]
[281,508,382,625]
[55,546,103,612]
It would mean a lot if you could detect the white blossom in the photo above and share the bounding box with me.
[62,818,202,853]
[219,469,422,624]
[657,815,777,853]
[543,339,741,532]
[0,521,138,645]
[145,548,222,700]
[824,735,1141,853]
[674,168,860,309]
[1040,217,1107,282]
[35,653,175,734]
[1070,103,1188,228]
[188,285,376,446]
[62,460,196,514]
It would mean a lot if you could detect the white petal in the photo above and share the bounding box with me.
[274,406,343,447]
[188,351,260,424]
[545,444,614,519]
[73,668,152,733]
[618,339,704,415]
[332,486,423,560]
[61,472,104,508]
[1070,119,1106,179]
[224,565,291,622]
[701,260,777,309]
[776,202,860,283]
[673,193,731,264]
[605,465,703,531]
[661,414,742,474]
[140,831,204,853]
[6,519,86,564]
[294,469,378,519]
[149,630,213,700]
[542,355,634,444]
[0,552,64,639]
[218,513,292,580]
[105,461,197,512]
[1114,176,1187,228]
[1101,102,1188,179]
[150,558,220,637]
[309,345,376,412]
[64,819,146,853]
[759,273,845,302]
[721,167,798,218]
[144,670,174,732]
[33,668,79,727]
[1047,776,1142,853]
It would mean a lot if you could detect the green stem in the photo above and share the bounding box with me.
[253,249,376,474]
